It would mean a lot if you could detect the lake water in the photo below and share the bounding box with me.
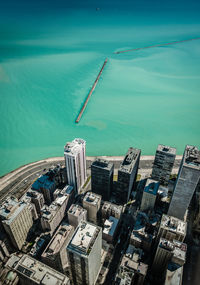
[0,0,200,176]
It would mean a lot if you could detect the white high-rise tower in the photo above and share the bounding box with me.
[64,138,86,194]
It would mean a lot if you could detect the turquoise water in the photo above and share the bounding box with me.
[0,1,200,176]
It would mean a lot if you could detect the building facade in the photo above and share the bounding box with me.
[67,221,102,285]
[151,144,176,186]
[168,145,200,220]
[83,192,101,224]
[67,204,87,228]
[64,138,86,194]
[140,179,159,212]
[41,223,74,273]
[0,197,33,250]
[115,147,141,204]
[91,159,114,201]
[32,174,56,205]
[115,245,148,285]
[101,201,123,220]
[158,214,186,242]
[41,194,69,234]
[102,216,119,243]
[152,238,186,275]
[26,190,45,215]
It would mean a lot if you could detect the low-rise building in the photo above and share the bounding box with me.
[130,230,153,252]
[6,253,70,285]
[32,174,56,205]
[25,189,45,215]
[115,245,148,285]
[20,193,38,221]
[130,211,159,252]
[0,197,33,250]
[140,179,159,212]
[41,195,69,234]
[53,185,74,199]
[103,216,119,243]
[101,201,123,220]
[29,233,51,258]
[41,223,74,273]
[0,267,19,285]
[83,192,101,223]
[67,204,87,228]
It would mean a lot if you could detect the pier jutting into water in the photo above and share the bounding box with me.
[114,37,200,54]
[75,58,108,123]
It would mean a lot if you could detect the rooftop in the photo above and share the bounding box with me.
[134,211,159,231]
[68,221,100,255]
[125,245,143,261]
[0,197,28,225]
[157,144,176,155]
[184,145,200,169]
[160,214,187,236]
[144,178,159,195]
[41,195,68,221]
[120,245,148,276]
[165,266,183,285]
[92,158,113,171]
[6,254,69,285]
[27,189,43,199]
[172,240,187,262]
[42,223,73,257]
[102,201,123,216]
[103,216,119,237]
[68,204,87,217]
[83,192,101,206]
[131,229,152,243]
[54,185,74,198]
[119,147,141,173]
[159,238,174,251]
[64,138,85,156]
[32,175,55,191]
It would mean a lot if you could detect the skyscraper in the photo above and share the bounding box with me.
[158,214,186,242]
[91,159,114,201]
[115,147,141,204]
[152,238,186,274]
[0,197,33,250]
[151,144,176,186]
[67,221,102,285]
[168,145,200,220]
[64,138,86,194]
[152,238,174,273]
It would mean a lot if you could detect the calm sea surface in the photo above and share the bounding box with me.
[0,0,200,176]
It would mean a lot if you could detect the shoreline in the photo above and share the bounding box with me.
[0,155,182,186]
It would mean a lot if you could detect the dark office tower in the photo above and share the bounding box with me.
[115,147,141,204]
[151,144,176,186]
[168,145,200,220]
[91,159,114,201]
